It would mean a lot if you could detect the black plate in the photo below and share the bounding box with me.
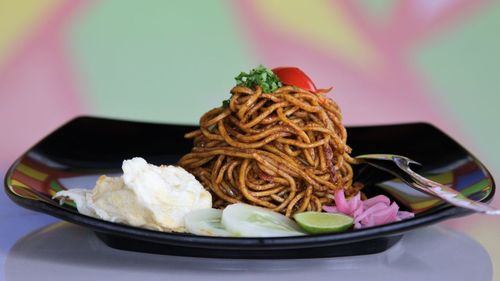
[4,116,495,258]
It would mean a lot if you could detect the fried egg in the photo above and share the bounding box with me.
[54,157,212,232]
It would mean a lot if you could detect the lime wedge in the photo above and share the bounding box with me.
[293,212,354,234]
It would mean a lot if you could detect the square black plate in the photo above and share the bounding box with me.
[4,116,495,258]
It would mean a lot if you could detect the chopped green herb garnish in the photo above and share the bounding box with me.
[235,65,282,93]
[220,65,282,108]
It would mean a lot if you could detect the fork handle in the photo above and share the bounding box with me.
[396,161,500,215]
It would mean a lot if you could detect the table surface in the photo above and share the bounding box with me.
[0,186,493,281]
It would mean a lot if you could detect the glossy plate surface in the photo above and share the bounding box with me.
[4,117,496,258]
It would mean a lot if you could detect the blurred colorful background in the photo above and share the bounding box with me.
[1,0,499,277]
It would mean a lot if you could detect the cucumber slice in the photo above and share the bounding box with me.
[221,203,306,237]
[184,208,233,237]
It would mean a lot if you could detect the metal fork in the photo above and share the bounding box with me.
[355,154,500,215]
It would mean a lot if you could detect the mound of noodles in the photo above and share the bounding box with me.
[178,85,360,216]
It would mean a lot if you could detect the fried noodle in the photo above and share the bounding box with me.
[178,85,360,216]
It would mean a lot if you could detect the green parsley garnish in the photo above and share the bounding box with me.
[222,65,282,108]
[235,65,282,93]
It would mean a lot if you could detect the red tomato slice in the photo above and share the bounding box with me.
[272,67,317,92]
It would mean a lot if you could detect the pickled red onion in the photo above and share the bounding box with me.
[323,189,414,229]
